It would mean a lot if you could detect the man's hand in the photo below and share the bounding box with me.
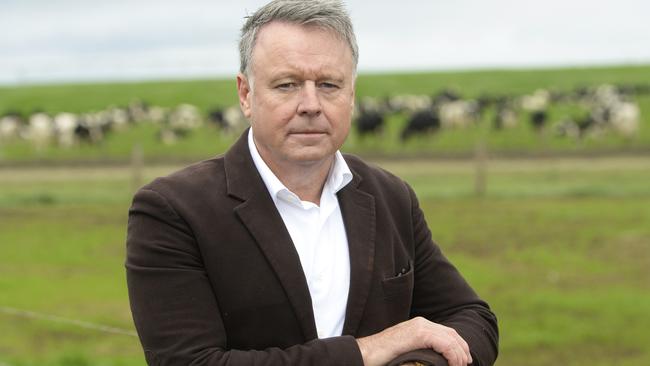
[356,317,472,366]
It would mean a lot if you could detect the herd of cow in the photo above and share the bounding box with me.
[356,83,647,140]
[0,102,248,149]
[0,83,647,150]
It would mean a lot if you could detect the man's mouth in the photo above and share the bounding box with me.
[290,130,327,135]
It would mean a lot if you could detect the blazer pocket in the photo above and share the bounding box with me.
[381,261,414,299]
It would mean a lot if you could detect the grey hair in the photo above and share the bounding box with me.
[239,0,359,77]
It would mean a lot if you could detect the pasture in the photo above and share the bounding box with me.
[1,65,650,164]
[1,156,649,366]
[1,65,649,365]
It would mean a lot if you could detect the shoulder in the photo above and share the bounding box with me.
[138,155,227,204]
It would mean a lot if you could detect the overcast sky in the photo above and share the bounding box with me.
[1,0,649,85]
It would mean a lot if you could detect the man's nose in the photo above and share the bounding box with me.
[297,82,322,117]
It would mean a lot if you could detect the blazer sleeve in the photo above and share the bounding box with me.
[394,183,499,366]
[125,187,364,366]
[387,349,449,366]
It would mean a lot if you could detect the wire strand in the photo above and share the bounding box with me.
[0,305,138,337]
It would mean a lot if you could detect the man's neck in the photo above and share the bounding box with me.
[266,156,334,205]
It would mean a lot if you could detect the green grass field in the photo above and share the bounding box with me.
[1,64,649,163]
[1,156,649,366]
[1,65,649,365]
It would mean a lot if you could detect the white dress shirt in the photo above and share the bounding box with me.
[248,129,353,339]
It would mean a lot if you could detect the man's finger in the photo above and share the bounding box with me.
[434,335,462,366]
[439,332,469,366]
[452,338,468,366]
[449,328,471,363]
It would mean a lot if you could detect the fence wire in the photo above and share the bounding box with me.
[0,305,138,337]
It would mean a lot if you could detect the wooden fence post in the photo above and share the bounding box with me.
[474,139,488,197]
[131,143,144,192]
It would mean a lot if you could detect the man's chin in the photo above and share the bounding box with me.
[285,149,336,165]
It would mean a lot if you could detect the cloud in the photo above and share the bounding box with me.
[1,0,649,84]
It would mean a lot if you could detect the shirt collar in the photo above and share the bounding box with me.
[247,128,353,204]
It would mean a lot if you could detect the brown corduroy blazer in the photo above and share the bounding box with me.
[126,129,498,366]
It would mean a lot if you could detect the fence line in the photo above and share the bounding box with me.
[0,305,138,337]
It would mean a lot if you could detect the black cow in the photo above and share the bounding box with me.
[530,110,547,131]
[207,107,226,129]
[355,110,384,136]
[401,109,440,141]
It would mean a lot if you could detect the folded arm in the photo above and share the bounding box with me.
[355,183,498,366]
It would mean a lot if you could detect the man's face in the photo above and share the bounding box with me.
[237,21,355,170]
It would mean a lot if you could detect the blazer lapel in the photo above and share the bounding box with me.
[224,129,318,341]
[338,171,376,336]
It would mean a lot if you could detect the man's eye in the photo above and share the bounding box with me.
[320,82,340,89]
[276,83,297,90]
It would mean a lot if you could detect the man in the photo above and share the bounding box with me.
[125,1,498,365]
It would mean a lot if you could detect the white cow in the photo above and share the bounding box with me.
[222,106,249,133]
[520,89,550,112]
[27,113,54,150]
[609,102,640,137]
[0,115,22,141]
[439,100,479,129]
[388,95,432,114]
[53,112,79,148]
[168,104,203,131]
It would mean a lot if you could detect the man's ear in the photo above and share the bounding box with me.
[237,73,252,118]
